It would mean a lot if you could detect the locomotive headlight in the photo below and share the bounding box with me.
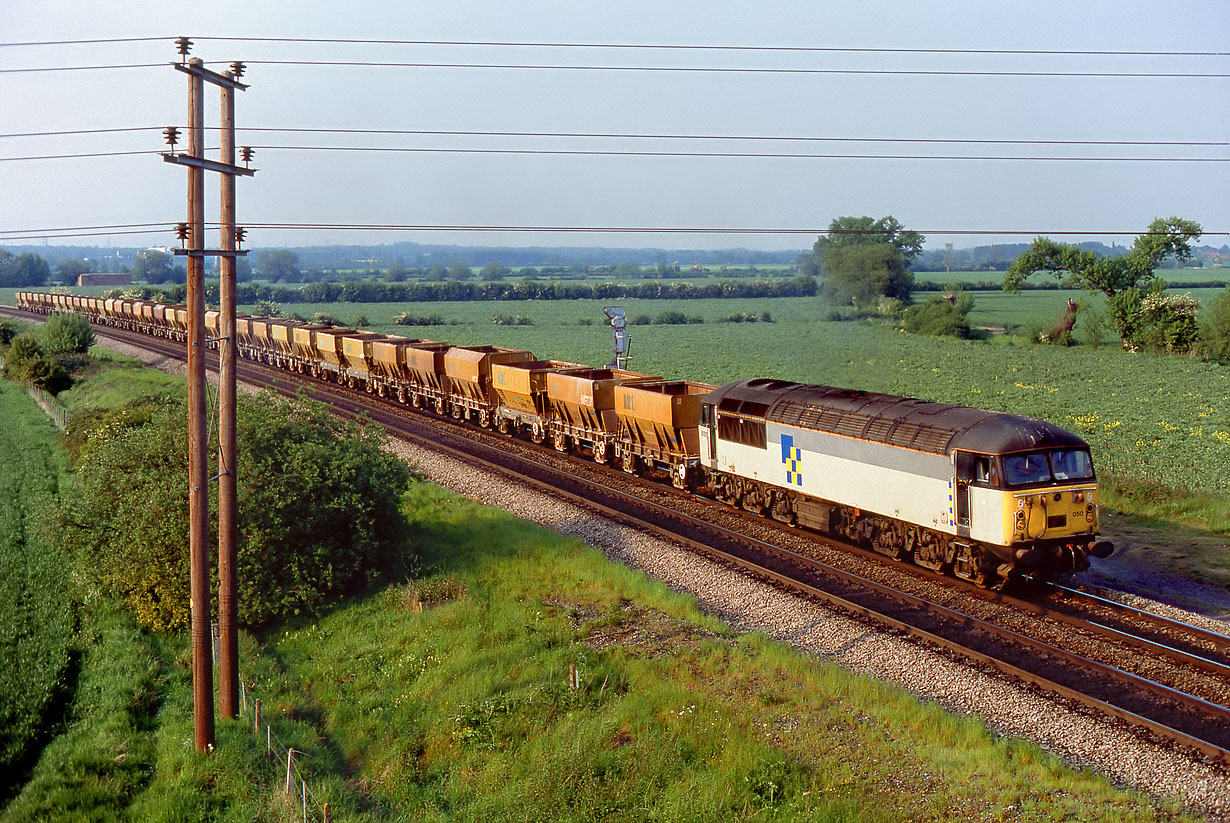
[1073,492,1085,503]
[1086,504,1096,523]
[1014,510,1026,531]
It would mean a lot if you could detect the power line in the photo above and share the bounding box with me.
[10,221,1227,240]
[2,125,1225,148]
[0,149,164,161]
[5,59,1226,78]
[0,36,170,47]
[1,35,1222,57]
[0,63,165,74]
[184,36,1230,58]
[0,126,160,138]
[242,144,1228,163]
[224,59,1230,79]
[5,145,1224,163]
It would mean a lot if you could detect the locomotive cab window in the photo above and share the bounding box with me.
[1050,448,1094,481]
[1005,453,1051,486]
[955,452,999,487]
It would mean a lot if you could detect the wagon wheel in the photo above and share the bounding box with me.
[592,440,609,464]
[621,451,639,474]
[476,409,491,428]
[451,404,464,420]
[553,432,570,453]
[530,422,546,444]
[671,463,690,490]
[496,417,511,435]
[434,397,446,415]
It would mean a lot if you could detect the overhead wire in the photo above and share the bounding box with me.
[4,222,1226,241]
[1,125,1224,148]
[2,35,1225,56]
[212,59,1230,79]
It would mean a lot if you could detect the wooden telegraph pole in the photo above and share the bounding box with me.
[163,39,254,751]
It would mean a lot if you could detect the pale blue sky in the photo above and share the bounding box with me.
[2,0,1226,252]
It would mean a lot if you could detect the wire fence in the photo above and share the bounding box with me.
[0,353,68,430]
[209,627,334,822]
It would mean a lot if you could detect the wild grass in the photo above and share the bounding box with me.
[219,483,1186,821]
[0,382,73,801]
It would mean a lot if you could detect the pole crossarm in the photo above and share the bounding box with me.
[163,153,256,176]
[173,61,249,91]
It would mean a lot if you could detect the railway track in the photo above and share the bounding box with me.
[7,304,1230,771]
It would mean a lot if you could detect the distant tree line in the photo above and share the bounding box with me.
[138,274,820,305]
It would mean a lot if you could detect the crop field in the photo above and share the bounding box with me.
[247,293,1230,503]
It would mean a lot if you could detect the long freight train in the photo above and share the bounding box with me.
[16,291,1113,587]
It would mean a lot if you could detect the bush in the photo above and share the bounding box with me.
[0,318,26,346]
[42,312,95,355]
[1202,286,1230,362]
[394,312,446,326]
[902,294,973,338]
[59,392,416,630]
[2,333,71,393]
[1115,291,1203,354]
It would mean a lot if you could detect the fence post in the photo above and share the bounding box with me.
[285,748,295,794]
[254,698,262,736]
[302,776,307,822]
[323,802,330,823]
[569,664,579,690]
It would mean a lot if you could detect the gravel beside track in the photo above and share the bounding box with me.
[97,333,1230,820]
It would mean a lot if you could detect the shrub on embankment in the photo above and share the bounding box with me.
[57,390,415,631]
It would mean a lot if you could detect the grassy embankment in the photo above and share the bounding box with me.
[0,381,74,803]
[1,350,1199,820]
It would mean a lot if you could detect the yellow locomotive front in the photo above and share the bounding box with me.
[956,444,1113,577]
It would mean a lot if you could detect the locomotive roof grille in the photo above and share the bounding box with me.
[709,378,1087,456]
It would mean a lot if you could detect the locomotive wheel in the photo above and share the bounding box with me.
[740,481,766,515]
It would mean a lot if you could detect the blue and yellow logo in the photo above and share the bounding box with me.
[781,434,803,486]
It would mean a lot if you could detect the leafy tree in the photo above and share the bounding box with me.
[1201,286,1230,362]
[480,262,511,281]
[42,312,95,355]
[130,249,175,284]
[1004,217,1202,345]
[813,216,924,305]
[426,264,448,281]
[59,392,414,631]
[54,258,92,284]
[254,249,302,283]
[0,253,51,287]
[387,261,411,282]
[448,261,475,281]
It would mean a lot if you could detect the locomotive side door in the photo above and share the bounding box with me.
[954,451,975,537]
